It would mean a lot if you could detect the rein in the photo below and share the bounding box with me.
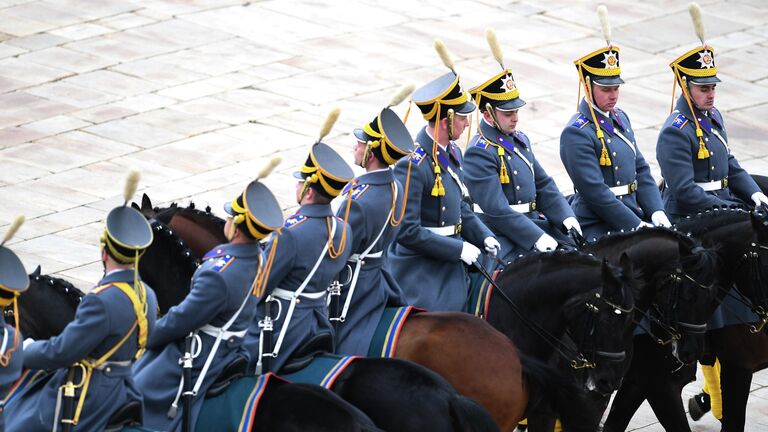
[474,260,627,369]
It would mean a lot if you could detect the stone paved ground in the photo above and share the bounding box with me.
[1,0,767,429]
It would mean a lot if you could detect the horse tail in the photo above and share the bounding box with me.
[448,394,500,432]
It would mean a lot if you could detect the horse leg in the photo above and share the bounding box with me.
[720,361,752,432]
[525,415,555,432]
[644,378,692,432]
[602,380,648,432]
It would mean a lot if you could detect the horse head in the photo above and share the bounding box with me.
[676,207,768,333]
[560,256,635,396]
[10,266,84,339]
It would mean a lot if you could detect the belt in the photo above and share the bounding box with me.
[695,178,728,191]
[473,202,536,214]
[199,324,247,340]
[608,180,637,197]
[272,287,328,301]
[423,224,461,236]
[348,250,383,262]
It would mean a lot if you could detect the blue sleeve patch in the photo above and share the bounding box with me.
[284,214,307,229]
[571,114,590,129]
[211,255,235,272]
[671,114,688,129]
[410,146,426,165]
[350,184,370,200]
[474,138,489,149]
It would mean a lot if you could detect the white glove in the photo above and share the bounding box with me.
[23,338,35,349]
[562,217,582,236]
[460,242,482,265]
[637,221,653,229]
[752,192,768,207]
[483,237,501,256]
[651,211,672,228]
[534,233,558,252]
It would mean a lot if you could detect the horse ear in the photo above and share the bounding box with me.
[141,193,152,211]
[131,202,141,211]
[601,258,616,291]
[31,265,41,277]
[619,252,634,278]
[189,202,195,210]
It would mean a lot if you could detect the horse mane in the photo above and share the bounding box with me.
[589,227,696,251]
[673,206,751,236]
[29,266,84,306]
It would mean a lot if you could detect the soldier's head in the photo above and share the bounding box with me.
[353,104,414,170]
[223,175,283,243]
[100,170,153,271]
[294,142,354,206]
[670,3,720,112]
[574,46,624,111]
[0,217,29,308]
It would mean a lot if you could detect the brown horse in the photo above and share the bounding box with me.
[132,194,530,430]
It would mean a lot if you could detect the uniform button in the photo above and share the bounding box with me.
[698,118,702,121]
[441,206,446,211]
[612,152,617,157]
[517,200,522,204]
[441,221,445,226]
[711,151,714,155]
[106,367,112,373]
[711,166,715,170]
[628,128,632,133]
[507,156,512,160]
[513,170,518,175]
[229,338,234,343]
[705,137,709,142]
[607,138,612,143]
[516,185,520,190]
[616,181,621,185]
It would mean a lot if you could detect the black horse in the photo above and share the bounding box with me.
[603,208,768,431]
[480,251,636,432]
[4,266,84,340]
[581,228,720,432]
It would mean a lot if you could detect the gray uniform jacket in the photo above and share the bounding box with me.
[657,96,760,329]
[560,98,664,241]
[334,168,406,356]
[657,95,759,219]
[387,126,494,311]
[465,118,575,262]
[134,242,262,431]
[6,270,157,432]
[244,204,352,373]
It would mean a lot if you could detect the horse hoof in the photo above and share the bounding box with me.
[688,392,711,421]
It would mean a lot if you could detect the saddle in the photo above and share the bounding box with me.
[104,400,142,432]
[206,355,248,398]
[279,332,334,374]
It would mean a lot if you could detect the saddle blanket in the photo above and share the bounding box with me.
[367,306,423,358]
[467,271,499,320]
[281,354,359,389]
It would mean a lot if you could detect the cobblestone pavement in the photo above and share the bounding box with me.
[1,0,767,429]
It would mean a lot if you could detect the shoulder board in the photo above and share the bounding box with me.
[671,114,689,129]
[350,184,370,200]
[410,146,426,165]
[474,138,489,149]
[284,214,307,229]
[710,107,723,124]
[203,247,226,260]
[571,114,590,129]
[210,254,235,273]
[513,130,528,142]
[91,284,113,295]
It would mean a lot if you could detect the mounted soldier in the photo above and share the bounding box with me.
[464,28,579,263]
[387,39,499,312]
[655,3,768,422]
[333,86,416,356]
[0,217,28,432]
[244,109,355,373]
[559,7,672,242]
[6,170,158,432]
[134,165,283,431]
